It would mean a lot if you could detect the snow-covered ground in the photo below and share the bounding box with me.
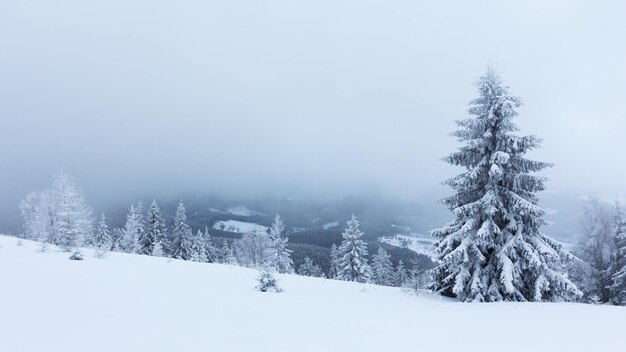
[226,205,265,217]
[1,235,625,352]
[212,219,268,234]
[322,221,339,230]
[379,234,437,258]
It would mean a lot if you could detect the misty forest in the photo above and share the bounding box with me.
[1,1,626,352]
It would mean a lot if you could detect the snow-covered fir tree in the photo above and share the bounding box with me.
[202,226,218,262]
[19,190,53,245]
[192,229,208,262]
[297,257,324,277]
[256,267,281,292]
[94,212,112,258]
[170,200,194,260]
[570,198,617,303]
[222,242,238,265]
[394,260,409,287]
[141,199,168,256]
[50,171,93,251]
[237,231,271,268]
[266,214,294,273]
[110,228,123,251]
[430,69,580,302]
[609,202,626,305]
[329,243,340,279]
[152,239,165,257]
[121,205,142,253]
[337,215,371,283]
[371,247,394,286]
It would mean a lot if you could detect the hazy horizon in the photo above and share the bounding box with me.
[2,0,625,225]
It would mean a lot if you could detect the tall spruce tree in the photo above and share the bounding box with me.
[609,202,626,305]
[170,200,194,260]
[141,199,168,256]
[337,215,371,283]
[430,68,580,302]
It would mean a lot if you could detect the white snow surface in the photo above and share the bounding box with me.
[213,219,268,234]
[1,235,625,352]
[226,205,264,216]
[322,221,339,230]
[379,234,437,258]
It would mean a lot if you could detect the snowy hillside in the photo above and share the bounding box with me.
[1,235,625,352]
[379,234,437,258]
[212,219,268,234]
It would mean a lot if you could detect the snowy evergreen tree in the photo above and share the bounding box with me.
[570,199,617,303]
[202,226,218,263]
[337,215,371,283]
[110,228,123,251]
[50,171,93,251]
[121,205,141,253]
[236,231,271,268]
[141,199,168,256]
[222,242,238,265]
[152,240,165,257]
[609,202,626,305]
[266,214,294,273]
[94,213,112,258]
[256,268,281,292]
[297,257,324,277]
[430,69,580,302]
[19,190,53,245]
[170,200,194,260]
[371,247,394,286]
[329,243,340,279]
[192,229,208,262]
[394,260,409,287]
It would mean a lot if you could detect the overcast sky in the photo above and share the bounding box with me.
[1,0,625,214]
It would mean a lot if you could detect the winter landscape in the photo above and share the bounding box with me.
[2,1,626,351]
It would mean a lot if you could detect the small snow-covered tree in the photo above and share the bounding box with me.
[192,229,208,262]
[121,205,141,253]
[394,260,409,287]
[297,257,324,277]
[337,215,371,283]
[170,200,194,260]
[430,68,580,302]
[152,240,165,257]
[110,228,123,251]
[266,214,294,273]
[222,242,238,265]
[141,199,168,256]
[237,231,271,268]
[256,268,281,292]
[94,213,112,258]
[202,226,218,262]
[609,202,626,305]
[329,243,340,279]
[372,247,394,286]
[570,198,617,303]
[19,190,53,246]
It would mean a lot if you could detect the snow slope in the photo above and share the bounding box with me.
[212,219,268,234]
[379,234,437,258]
[1,235,625,352]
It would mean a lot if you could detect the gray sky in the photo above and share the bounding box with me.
[1,0,625,214]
